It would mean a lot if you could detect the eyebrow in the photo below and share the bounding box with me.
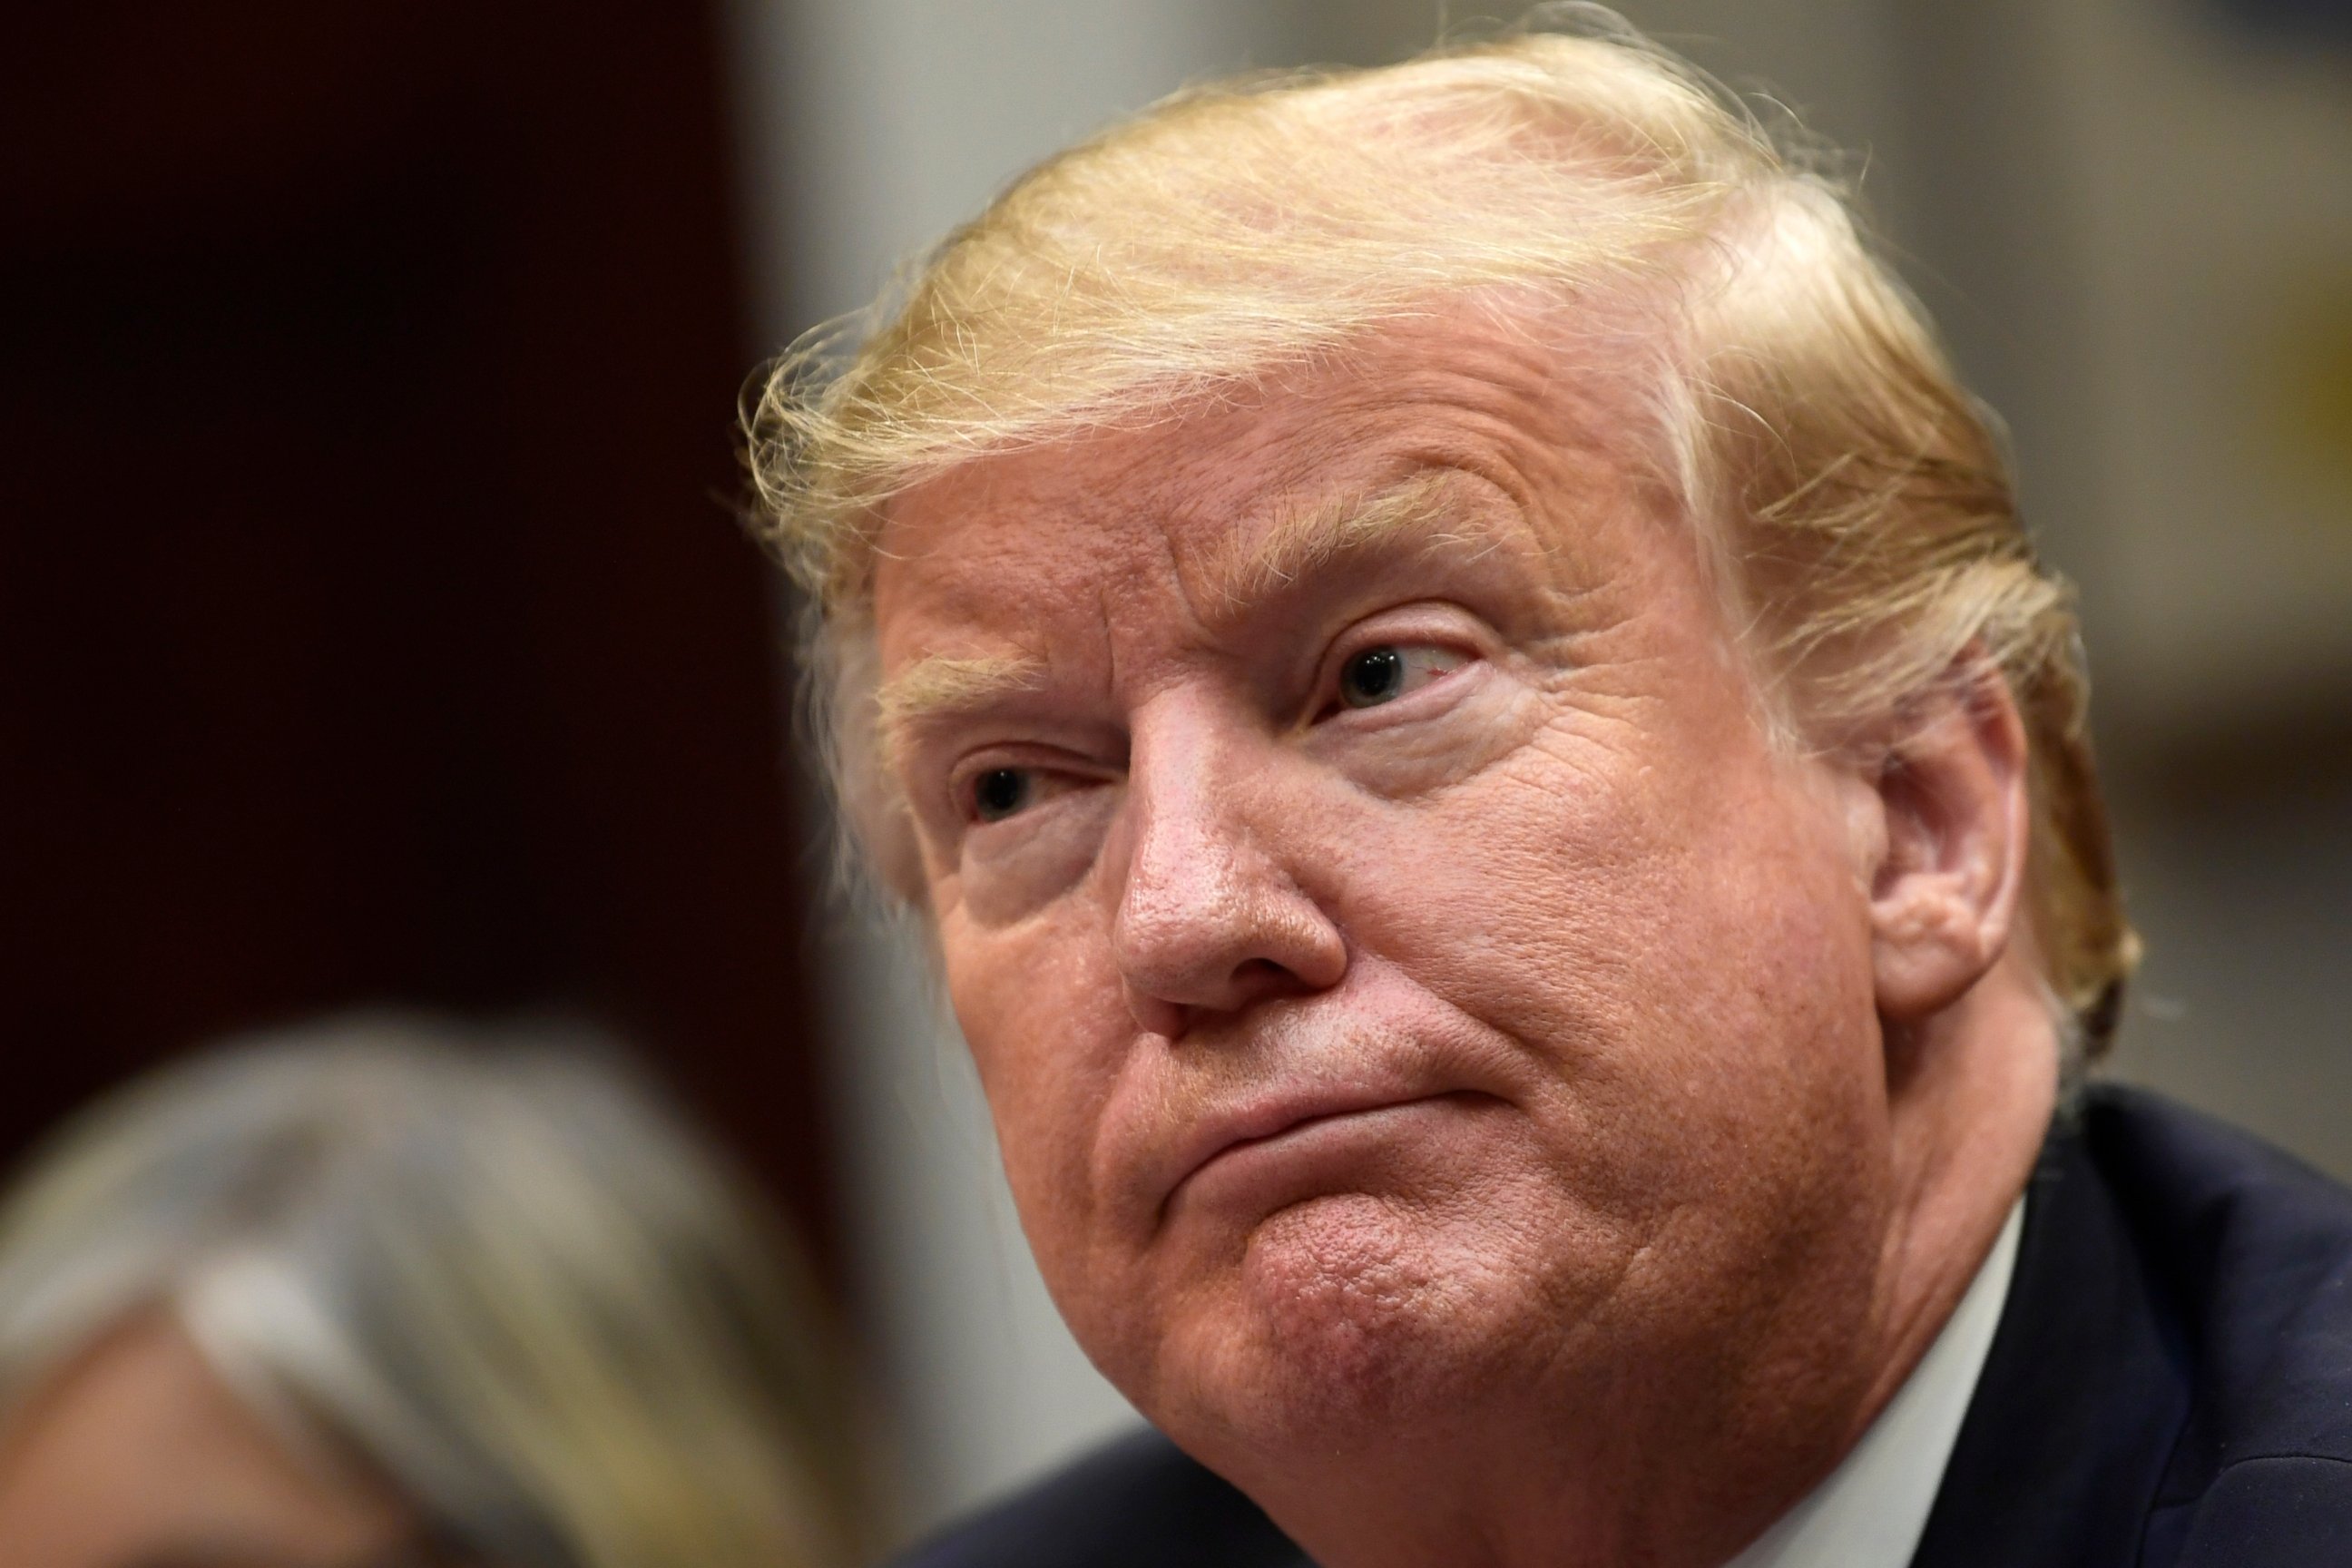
[1199,468,1476,619]
[873,650,1047,769]
[869,471,1495,761]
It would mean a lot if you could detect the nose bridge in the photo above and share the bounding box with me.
[1107,684,1348,1032]
[1120,691,1266,925]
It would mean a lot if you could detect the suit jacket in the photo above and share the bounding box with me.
[895,1085,2352,1567]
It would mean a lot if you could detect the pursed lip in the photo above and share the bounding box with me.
[1155,1084,1451,1221]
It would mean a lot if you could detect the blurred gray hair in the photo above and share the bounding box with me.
[0,1013,862,1568]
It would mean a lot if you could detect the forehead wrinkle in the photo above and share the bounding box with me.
[875,652,1048,771]
[1197,469,1481,624]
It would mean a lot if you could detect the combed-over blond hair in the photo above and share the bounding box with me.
[746,8,2138,1054]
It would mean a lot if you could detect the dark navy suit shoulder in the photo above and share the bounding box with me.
[890,1427,1308,1568]
[1916,1083,2352,1568]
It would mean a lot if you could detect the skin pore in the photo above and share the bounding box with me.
[0,1314,426,1568]
[872,308,2059,1568]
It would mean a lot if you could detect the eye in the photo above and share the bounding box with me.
[1336,643,1467,710]
[971,767,1034,823]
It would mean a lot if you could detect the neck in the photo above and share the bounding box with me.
[1859,958,2060,1436]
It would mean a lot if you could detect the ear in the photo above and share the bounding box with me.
[1859,670,2033,1024]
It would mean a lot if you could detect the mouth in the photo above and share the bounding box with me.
[1159,1088,1476,1223]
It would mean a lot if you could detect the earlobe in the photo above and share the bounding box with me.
[1863,670,2032,1023]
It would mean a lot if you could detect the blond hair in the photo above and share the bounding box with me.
[0,1015,865,1568]
[747,8,2137,1054]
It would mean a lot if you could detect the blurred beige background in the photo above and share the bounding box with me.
[720,0,2351,1545]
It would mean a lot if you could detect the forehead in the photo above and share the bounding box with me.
[869,309,1661,651]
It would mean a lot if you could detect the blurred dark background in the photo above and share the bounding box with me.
[1,0,2345,1547]
[0,3,834,1258]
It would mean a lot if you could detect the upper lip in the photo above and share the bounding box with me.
[1156,1083,1441,1217]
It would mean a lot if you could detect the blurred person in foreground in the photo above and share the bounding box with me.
[0,1014,864,1568]
[749,10,2352,1567]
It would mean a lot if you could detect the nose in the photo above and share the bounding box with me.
[1109,700,1348,1040]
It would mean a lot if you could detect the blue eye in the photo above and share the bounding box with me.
[1340,647,1406,708]
[1336,643,1467,711]
[972,768,1032,823]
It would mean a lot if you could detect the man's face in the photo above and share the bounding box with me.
[872,313,1898,1471]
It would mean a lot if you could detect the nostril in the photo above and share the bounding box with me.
[1232,956,1290,990]
[1122,985,1196,1044]
[1215,956,1315,1015]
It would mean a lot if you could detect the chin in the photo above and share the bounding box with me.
[1163,1191,1547,1448]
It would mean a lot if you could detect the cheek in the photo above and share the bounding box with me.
[940,906,1132,1267]
[1346,719,1881,1193]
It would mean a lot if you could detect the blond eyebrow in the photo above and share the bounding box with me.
[1202,469,1470,615]
[874,651,1046,770]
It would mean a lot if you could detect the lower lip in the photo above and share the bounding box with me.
[1170,1094,1485,1221]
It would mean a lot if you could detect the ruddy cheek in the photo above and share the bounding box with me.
[956,926,1126,1196]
